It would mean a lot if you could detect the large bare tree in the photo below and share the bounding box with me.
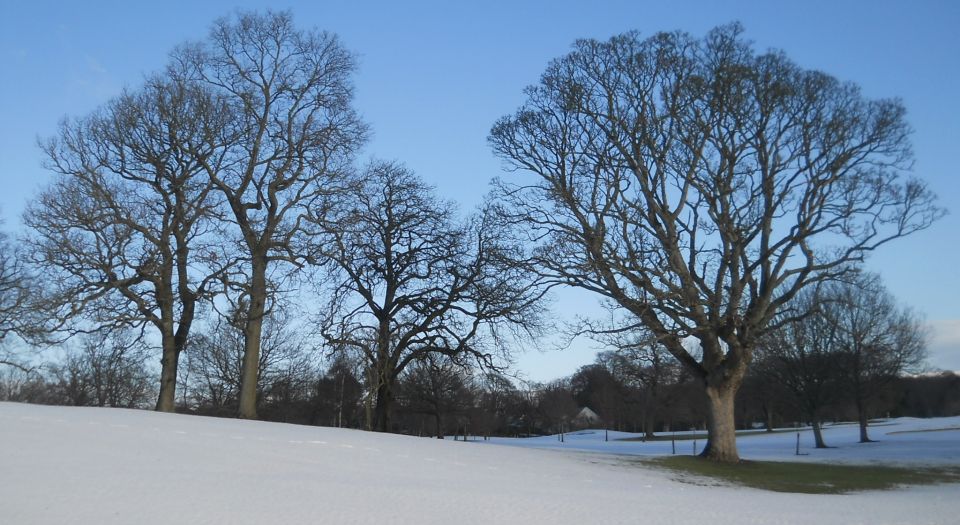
[489,24,942,461]
[174,11,368,418]
[315,162,543,432]
[25,77,230,411]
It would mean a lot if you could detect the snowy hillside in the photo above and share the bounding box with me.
[2,402,958,524]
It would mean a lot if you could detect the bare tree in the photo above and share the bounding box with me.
[311,355,365,428]
[535,379,579,434]
[569,363,624,428]
[471,371,520,438]
[598,337,678,437]
[756,288,845,448]
[0,223,34,372]
[0,230,28,340]
[402,354,474,438]
[50,330,155,408]
[489,24,942,461]
[827,274,927,442]
[175,11,368,418]
[25,76,231,411]
[181,305,313,414]
[315,162,543,432]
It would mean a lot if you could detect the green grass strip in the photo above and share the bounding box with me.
[645,456,960,494]
[619,428,797,442]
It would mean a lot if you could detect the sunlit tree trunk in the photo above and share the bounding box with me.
[701,383,740,462]
[156,329,180,413]
[238,256,267,419]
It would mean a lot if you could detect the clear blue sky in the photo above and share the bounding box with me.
[1,0,958,379]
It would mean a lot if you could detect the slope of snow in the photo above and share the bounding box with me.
[1,402,958,524]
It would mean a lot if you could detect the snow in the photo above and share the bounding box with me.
[1,402,959,524]
[481,418,960,466]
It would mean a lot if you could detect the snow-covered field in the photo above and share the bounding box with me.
[2,402,958,524]
[482,417,960,466]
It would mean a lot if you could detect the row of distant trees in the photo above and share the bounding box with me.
[2,306,955,442]
[0,12,946,462]
[0,269,947,440]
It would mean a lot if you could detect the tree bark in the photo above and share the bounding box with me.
[370,315,395,432]
[856,398,872,442]
[700,384,740,462]
[373,381,393,432]
[154,280,180,413]
[155,283,197,413]
[811,419,828,448]
[237,256,267,419]
[155,333,180,412]
[764,404,775,432]
[643,393,657,439]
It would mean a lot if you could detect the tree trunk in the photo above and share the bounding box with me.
[373,382,393,432]
[369,316,397,432]
[237,257,267,419]
[856,398,872,442]
[811,418,828,448]
[643,405,656,440]
[155,333,180,412]
[155,292,196,413]
[700,384,740,462]
[434,412,443,439]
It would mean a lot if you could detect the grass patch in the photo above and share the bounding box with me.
[618,433,710,442]
[645,456,960,494]
[619,428,794,442]
[619,422,892,443]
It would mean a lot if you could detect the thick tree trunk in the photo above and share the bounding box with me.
[434,412,443,439]
[370,318,395,432]
[373,382,393,432]
[857,399,872,442]
[643,404,656,440]
[641,385,657,439]
[700,384,740,462]
[237,258,267,419]
[811,418,828,448]
[155,291,196,413]
[155,333,180,412]
[154,280,181,413]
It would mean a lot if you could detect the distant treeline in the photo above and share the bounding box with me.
[2,331,957,438]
